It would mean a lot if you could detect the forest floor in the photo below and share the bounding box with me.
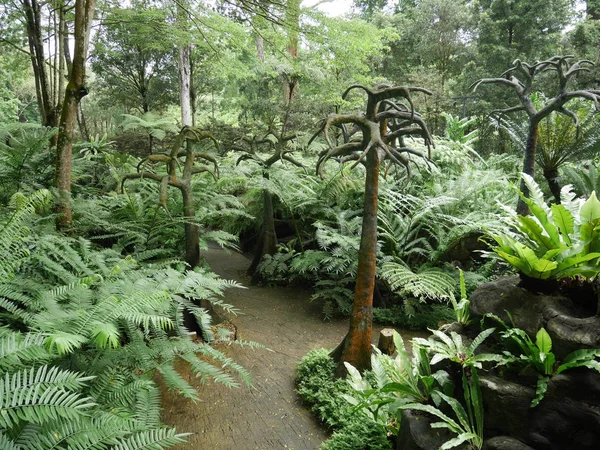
[160,246,423,450]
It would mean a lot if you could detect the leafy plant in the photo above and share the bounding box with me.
[412,328,507,369]
[488,173,600,280]
[345,331,452,410]
[0,192,255,448]
[400,368,484,450]
[296,349,392,450]
[450,269,472,326]
[486,314,600,407]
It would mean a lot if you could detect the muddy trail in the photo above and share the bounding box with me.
[161,247,422,450]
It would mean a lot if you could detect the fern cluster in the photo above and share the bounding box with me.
[0,192,252,449]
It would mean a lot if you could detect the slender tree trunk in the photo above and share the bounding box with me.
[23,0,55,128]
[517,121,539,215]
[333,148,381,376]
[55,0,96,230]
[181,186,200,268]
[57,3,66,103]
[77,103,90,141]
[248,174,278,278]
[178,44,192,127]
[256,34,265,62]
[283,0,300,103]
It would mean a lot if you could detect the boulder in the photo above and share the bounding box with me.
[470,276,600,359]
[480,372,600,450]
[396,409,468,450]
[479,375,534,439]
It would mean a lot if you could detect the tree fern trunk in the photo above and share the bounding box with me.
[248,179,277,280]
[544,168,562,204]
[334,148,380,376]
[181,186,200,268]
[517,121,539,215]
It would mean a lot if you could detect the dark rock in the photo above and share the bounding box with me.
[545,314,600,357]
[470,276,600,359]
[480,375,534,439]
[396,409,468,450]
[480,373,600,450]
[483,436,535,450]
[442,231,488,264]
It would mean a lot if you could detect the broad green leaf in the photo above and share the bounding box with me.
[554,253,600,279]
[517,216,554,252]
[535,328,552,354]
[551,204,574,245]
[580,191,600,223]
[440,433,477,450]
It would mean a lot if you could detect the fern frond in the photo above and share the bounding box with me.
[112,428,189,450]
[381,262,455,302]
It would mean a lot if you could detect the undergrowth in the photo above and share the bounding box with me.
[296,349,392,450]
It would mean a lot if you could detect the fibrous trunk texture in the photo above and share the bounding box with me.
[517,121,539,215]
[248,176,278,280]
[334,148,380,376]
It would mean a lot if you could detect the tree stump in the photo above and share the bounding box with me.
[378,328,395,355]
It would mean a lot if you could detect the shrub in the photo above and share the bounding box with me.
[296,349,392,450]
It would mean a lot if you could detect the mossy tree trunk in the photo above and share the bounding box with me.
[55,0,96,230]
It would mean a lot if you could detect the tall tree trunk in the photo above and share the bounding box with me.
[333,148,380,376]
[77,103,90,141]
[55,0,96,230]
[23,0,55,128]
[256,34,265,62]
[178,44,193,127]
[516,121,539,215]
[248,175,278,279]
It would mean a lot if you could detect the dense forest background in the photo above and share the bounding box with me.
[3,1,600,449]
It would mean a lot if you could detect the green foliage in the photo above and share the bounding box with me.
[450,269,472,326]
[489,174,600,280]
[0,193,252,448]
[373,305,454,330]
[413,328,508,369]
[564,161,600,198]
[400,369,484,450]
[0,123,55,203]
[296,349,392,450]
[380,261,456,304]
[486,314,600,407]
[342,330,486,450]
[121,112,179,143]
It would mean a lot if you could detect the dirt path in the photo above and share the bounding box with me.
[161,247,422,450]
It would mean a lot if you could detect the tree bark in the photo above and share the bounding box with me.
[516,121,539,215]
[377,329,395,356]
[181,186,200,268]
[334,148,381,376]
[248,174,278,279]
[22,0,56,128]
[178,44,193,127]
[55,0,96,230]
[283,0,300,103]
